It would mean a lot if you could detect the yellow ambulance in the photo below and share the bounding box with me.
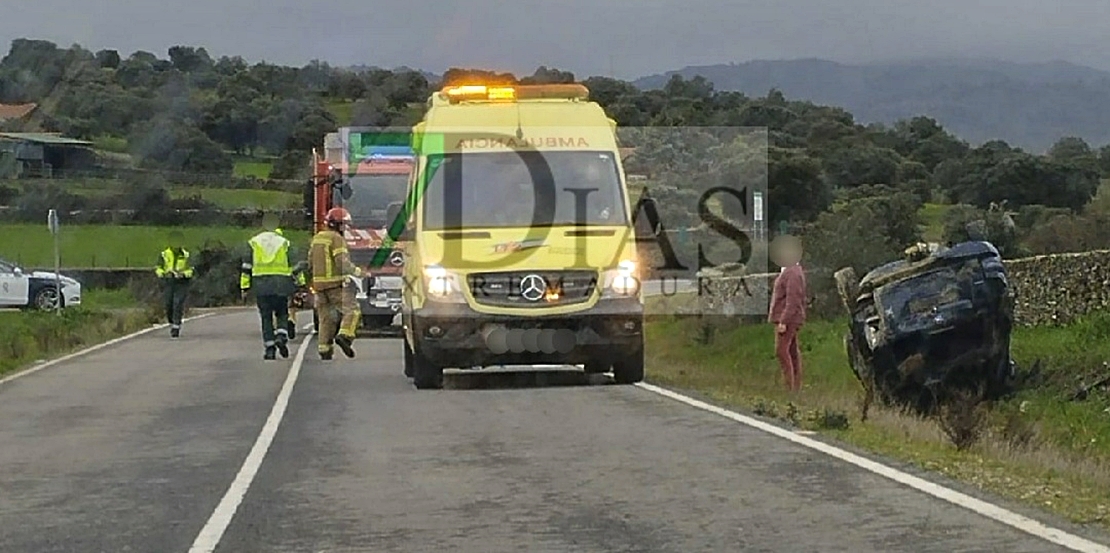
[399,83,646,389]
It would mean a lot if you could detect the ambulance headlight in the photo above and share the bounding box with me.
[424,264,463,301]
[602,260,640,297]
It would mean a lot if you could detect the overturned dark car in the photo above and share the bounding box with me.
[834,241,1016,412]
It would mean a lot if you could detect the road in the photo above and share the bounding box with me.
[0,310,1107,552]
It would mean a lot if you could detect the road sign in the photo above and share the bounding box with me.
[48,209,59,234]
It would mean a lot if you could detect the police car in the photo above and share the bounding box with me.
[0,257,82,310]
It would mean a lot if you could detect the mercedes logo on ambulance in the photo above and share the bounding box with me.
[519,274,547,302]
[388,250,405,266]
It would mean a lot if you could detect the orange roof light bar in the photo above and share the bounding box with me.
[440,83,590,103]
[515,84,589,100]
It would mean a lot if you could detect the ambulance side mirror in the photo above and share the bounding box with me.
[386,201,414,241]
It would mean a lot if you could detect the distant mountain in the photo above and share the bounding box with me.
[632,58,1110,152]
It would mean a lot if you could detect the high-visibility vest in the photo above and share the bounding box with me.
[272,228,307,286]
[249,231,293,276]
[156,248,194,278]
[240,231,293,290]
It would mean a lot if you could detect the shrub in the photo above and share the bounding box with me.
[937,389,987,451]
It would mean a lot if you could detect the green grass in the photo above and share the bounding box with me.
[326,100,354,126]
[11,178,296,209]
[645,315,1110,528]
[0,307,158,376]
[91,135,129,154]
[233,158,274,179]
[919,202,951,242]
[0,224,311,268]
[81,288,139,309]
[169,187,300,209]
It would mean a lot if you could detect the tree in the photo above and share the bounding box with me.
[1100,145,1110,177]
[766,148,831,223]
[95,49,120,69]
[168,46,212,73]
[821,145,902,188]
[129,117,233,174]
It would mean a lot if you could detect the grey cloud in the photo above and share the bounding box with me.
[1,0,1108,79]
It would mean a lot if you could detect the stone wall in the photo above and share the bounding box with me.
[685,249,1110,328]
[1004,249,1110,327]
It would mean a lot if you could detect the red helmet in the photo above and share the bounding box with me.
[325,207,352,227]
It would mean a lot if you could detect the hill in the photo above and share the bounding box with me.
[633,58,1110,152]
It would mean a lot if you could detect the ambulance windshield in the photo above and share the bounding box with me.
[421,150,627,230]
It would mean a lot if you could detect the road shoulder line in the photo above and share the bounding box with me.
[635,381,1110,553]
[187,330,313,553]
[0,312,215,388]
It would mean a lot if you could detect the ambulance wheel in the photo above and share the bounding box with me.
[403,335,415,378]
[411,343,443,390]
[313,312,319,333]
[612,337,645,384]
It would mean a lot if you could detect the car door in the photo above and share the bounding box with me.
[0,261,30,306]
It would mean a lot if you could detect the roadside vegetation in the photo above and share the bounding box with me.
[0,223,310,268]
[644,312,1110,529]
[0,307,160,376]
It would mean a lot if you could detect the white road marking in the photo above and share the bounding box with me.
[0,312,215,389]
[635,382,1110,553]
[188,329,314,553]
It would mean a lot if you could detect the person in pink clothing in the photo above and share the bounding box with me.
[768,234,807,391]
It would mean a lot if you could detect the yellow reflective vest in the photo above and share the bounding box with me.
[240,230,293,290]
[155,248,194,279]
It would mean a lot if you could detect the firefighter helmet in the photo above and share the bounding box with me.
[325,207,352,228]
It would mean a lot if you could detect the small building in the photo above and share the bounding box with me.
[0,132,95,178]
[0,103,37,125]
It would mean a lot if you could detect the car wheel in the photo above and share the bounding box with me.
[612,341,645,384]
[33,286,60,310]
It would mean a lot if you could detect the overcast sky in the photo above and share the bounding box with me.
[2,0,1108,79]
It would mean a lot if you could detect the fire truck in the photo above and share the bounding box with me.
[305,128,414,334]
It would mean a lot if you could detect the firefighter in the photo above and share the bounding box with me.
[308,207,363,360]
[240,214,304,360]
[155,230,194,339]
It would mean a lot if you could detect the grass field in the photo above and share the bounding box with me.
[9,177,298,209]
[918,202,951,241]
[232,157,275,179]
[0,224,312,268]
[168,187,300,209]
[326,100,354,126]
[644,315,1110,528]
[91,135,130,154]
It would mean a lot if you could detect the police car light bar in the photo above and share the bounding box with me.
[441,83,589,103]
[361,145,414,158]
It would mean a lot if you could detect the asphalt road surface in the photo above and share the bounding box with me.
[1,310,1108,553]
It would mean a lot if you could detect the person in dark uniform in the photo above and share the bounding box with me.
[241,214,305,360]
[155,230,194,339]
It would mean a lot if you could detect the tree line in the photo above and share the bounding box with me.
[4,38,1110,283]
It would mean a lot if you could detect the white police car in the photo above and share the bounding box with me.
[0,257,82,310]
